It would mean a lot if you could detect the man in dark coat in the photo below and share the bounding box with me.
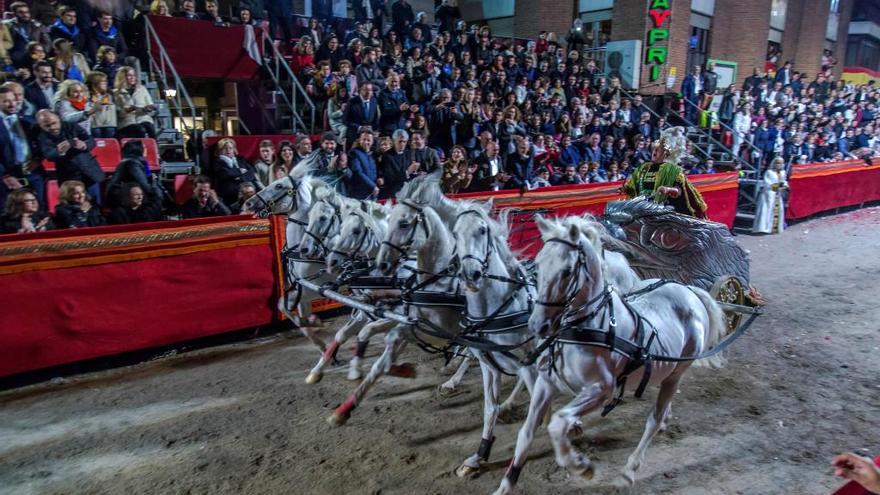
[343,83,380,148]
[391,0,414,36]
[48,5,86,53]
[378,73,409,135]
[504,137,534,190]
[4,2,52,69]
[24,62,57,111]
[378,129,410,198]
[37,109,105,201]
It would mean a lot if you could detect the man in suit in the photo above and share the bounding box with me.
[378,129,410,199]
[405,130,440,175]
[37,109,105,203]
[472,140,506,191]
[0,87,40,212]
[343,83,380,148]
[4,2,51,69]
[24,61,57,111]
[505,136,534,190]
[377,73,409,135]
[681,65,704,125]
[775,61,793,86]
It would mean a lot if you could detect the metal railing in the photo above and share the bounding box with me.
[144,15,199,169]
[260,30,316,134]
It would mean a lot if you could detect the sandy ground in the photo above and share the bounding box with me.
[1,208,879,495]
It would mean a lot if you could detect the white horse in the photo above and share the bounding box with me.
[242,167,335,353]
[492,215,726,495]
[450,201,538,477]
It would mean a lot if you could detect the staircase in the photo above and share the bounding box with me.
[143,15,199,173]
[258,31,317,135]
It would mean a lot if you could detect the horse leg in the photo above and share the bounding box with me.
[621,372,683,486]
[547,380,613,479]
[277,289,326,353]
[492,375,556,495]
[438,355,471,396]
[348,319,395,381]
[305,311,366,384]
[328,326,402,427]
[456,352,502,477]
[499,364,536,423]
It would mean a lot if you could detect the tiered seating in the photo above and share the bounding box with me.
[41,138,161,173]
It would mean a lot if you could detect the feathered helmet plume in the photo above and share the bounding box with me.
[653,126,689,165]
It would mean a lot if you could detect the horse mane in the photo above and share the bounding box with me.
[290,153,318,180]
[348,201,390,239]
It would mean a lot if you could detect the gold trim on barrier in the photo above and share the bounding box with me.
[0,220,269,258]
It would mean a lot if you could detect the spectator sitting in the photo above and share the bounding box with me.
[92,46,121,87]
[0,188,53,234]
[149,0,171,16]
[213,137,259,205]
[586,161,606,183]
[114,66,157,138]
[327,84,349,144]
[272,140,296,179]
[55,180,105,228]
[49,6,85,53]
[606,161,624,182]
[291,36,315,75]
[558,135,582,168]
[182,175,232,218]
[54,79,96,135]
[22,41,48,72]
[174,0,201,20]
[50,38,90,83]
[37,109,105,202]
[558,164,581,185]
[346,127,379,199]
[532,168,552,188]
[108,183,162,224]
[106,139,153,209]
[85,72,116,138]
[203,0,229,26]
[440,145,472,194]
[294,134,313,162]
[234,7,255,26]
[252,139,276,187]
[230,181,257,214]
[86,11,127,62]
[25,61,57,111]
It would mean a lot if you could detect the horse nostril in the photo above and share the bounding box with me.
[472,270,482,281]
[378,261,390,272]
[329,258,338,267]
[540,321,551,334]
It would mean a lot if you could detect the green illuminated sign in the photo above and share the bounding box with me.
[646,0,672,82]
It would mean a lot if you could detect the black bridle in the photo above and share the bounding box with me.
[454,209,493,273]
[249,175,297,218]
[302,199,341,257]
[330,218,375,261]
[380,199,430,258]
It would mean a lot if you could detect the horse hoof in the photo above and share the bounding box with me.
[438,385,462,398]
[388,363,417,379]
[346,369,362,381]
[579,464,595,480]
[568,424,584,439]
[327,412,349,427]
[455,463,481,478]
[305,372,323,384]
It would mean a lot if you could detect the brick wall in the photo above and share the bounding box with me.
[832,0,855,80]
[513,0,575,40]
[665,0,692,95]
[712,0,772,87]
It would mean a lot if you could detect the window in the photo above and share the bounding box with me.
[830,0,840,13]
[770,0,787,31]
[687,25,711,73]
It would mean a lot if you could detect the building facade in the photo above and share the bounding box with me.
[463,0,856,93]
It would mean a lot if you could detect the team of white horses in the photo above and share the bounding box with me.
[242,161,727,494]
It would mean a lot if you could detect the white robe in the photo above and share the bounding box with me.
[752,169,787,234]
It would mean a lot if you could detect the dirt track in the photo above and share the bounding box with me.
[2,208,879,495]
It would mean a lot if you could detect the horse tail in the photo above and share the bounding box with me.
[689,287,727,369]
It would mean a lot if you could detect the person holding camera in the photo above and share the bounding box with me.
[37,108,105,204]
[182,175,231,218]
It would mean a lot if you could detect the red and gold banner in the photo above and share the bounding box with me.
[786,158,880,220]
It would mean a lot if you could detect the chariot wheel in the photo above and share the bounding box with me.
[709,276,745,335]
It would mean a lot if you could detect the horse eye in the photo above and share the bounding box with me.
[399,220,410,228]
[561,269,572,278]
[320,215,327,222]
[352,229,361,235]
[477,226,487,235]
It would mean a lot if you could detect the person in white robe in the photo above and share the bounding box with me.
[753,156,789,234]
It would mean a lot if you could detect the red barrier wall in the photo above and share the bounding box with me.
[0,216,280,378]
[786,158,880,220]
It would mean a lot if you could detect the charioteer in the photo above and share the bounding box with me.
[621,127,708,218]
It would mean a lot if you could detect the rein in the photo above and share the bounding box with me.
[251,175,297,218]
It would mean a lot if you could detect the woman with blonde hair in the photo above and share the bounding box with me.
[85,72,117,137]
[213,138,258,205]
[51,38,90,83]
[441,145,472,194]
[149,0,171,15]
[114,65,156,138]
[55,79,98,135]
[55,180,106,228]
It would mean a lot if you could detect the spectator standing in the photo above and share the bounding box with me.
[681,65,703,125]
[4,2,52,70]
[49,6,85,53]
[427,88,461,151]
[50,38,89,82]
[37,109,105,202]
[54,79,97,135]
[472,140,505,191]
[265,0,293,42]
[25,61,57,110]
[355,47,385,90]
[343,83,379,148]
[55,180,106,228]
[92,46,121,88]
[174,0,201,20]
[702,62,719,109]
[391,0,415,37]
[1,189,53,233]
[86,12,127,62]
[406,130,440,175]
[108,183,162,224]
[752,156,788,234]
[347,128,379,199]
[213,138,259,205]
[0,86,42,211]
[378,128,410,198]
[114,66,156,138]
[182,176,232,218]
[85,72,116,137]
[505,137,534,190]
[377,72,409,135]
[309,132,350,192]
[440,145,471,193]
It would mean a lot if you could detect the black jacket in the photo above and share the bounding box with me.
[181,197,232,218]
[54,203,106,228]
[213,155,258,206]
[378,148,410,199]
[38,122,105,186]
[377,88,408,134]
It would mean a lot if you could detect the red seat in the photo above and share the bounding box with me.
[173,174,194,205]
[43,138,122,173]
[46,179,60,214]
[120,138,160,171]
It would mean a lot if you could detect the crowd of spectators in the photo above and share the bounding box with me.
[1,0,879,235]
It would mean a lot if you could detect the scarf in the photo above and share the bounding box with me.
[94,25,119,43]
[52,19,80,38]
[69,97,87,111]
